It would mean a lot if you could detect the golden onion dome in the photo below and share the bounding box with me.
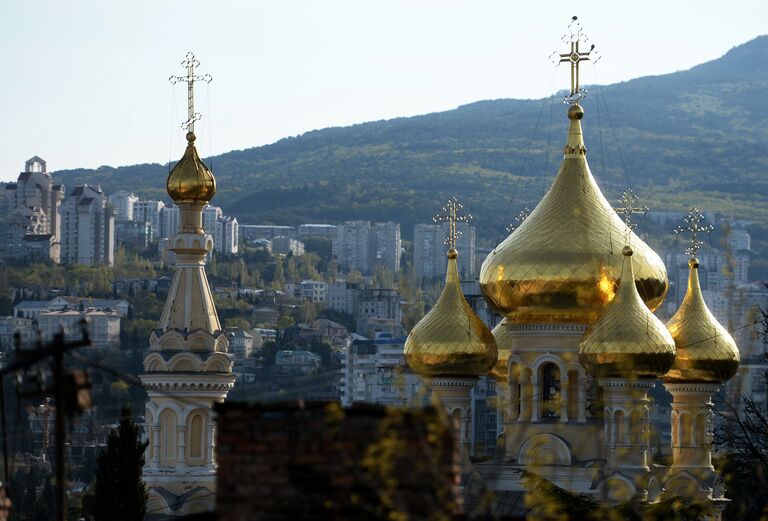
[579,246,676,379]
[405,249,498,378]
[489,318,514,381]
[166,132,216,204]
[664,258,740,383]
[479,104,668,324]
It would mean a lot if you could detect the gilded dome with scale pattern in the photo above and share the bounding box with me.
[405,249,498,378]
[664,258,740,383]
[579,247,676,379]
[479,104,668,324]
[167,132,216,204]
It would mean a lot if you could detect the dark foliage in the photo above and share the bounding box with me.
[83,406,148,521]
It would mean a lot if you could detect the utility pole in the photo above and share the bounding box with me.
[2,322,91,521]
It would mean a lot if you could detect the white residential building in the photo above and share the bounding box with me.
[328,282,364,315]
[285,280,329,303]
[334,220,372,273]
[729,228,751,252]
[218,215,239,255]
[339,334,419,407]
[4,156,65,262]
[272,236,304,256]
[356,288,402,336]
[373,222,401,272]
[108,190,139,221]
[159,203,180,240]
[37,309,121,348]
[133,199,164,241]
[60,185,115,266]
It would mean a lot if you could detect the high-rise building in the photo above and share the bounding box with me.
[159,203,179,240]
[373,222,401,272]
[217,215,239,255]
[60,185,115,266]
[108,190,139,221]
[4,156,64,262]
[728,227,751,252]
[334,220,372,273]
[413,221,475,282]
[133,199,164,241]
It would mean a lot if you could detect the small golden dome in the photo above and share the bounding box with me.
[405,249,498,377]
[489,318,514,381]
[479,104,668,324]
[579,247,676,379]
[166,132,216,204]
[664,258,740,383]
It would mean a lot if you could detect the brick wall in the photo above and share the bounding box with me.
[216,401,461,521]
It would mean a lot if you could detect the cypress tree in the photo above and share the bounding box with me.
[87,406,148,521]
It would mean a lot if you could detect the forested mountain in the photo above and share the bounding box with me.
[56,36,768,248]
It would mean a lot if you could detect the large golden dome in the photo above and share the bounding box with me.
[579,247,676,379]
[479,104,668,324]
[167,132,216,204]
[405,249,498,377]
[664,258,740,383]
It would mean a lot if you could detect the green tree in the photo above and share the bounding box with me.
[85,407,148,521]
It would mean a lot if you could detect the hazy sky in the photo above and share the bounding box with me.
[1,1,765,182]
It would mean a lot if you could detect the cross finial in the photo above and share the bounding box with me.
[550,17,600,104]
[675,208,714,257]
[169,52,213,134]
[614,189,649,241]
[506,207,531,234]
[433,196,472,252]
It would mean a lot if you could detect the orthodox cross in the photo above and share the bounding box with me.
[506,207,531,233]
[169,52,212,133]
[433,196,472,251]
[614,189,648,240]
[552,17,598,102]
[675,208,714,257]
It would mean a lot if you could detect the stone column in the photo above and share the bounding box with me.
[530,376,540,423]
[599,378,654,472]
[559,374,569,423]
[577,377,587,423]
[519,374,529,422]
[151,425,161,468]
[664,382,720,474]
[430,377,477,458]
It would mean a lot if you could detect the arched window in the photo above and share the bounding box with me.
[541,363,561,419]
[681,415,692,447]
[614,410,626,446]
[187,412,206,465]
[695,414,706,447]
[159,410,177,466]
[630,410,642,445]
[509,364,521,420]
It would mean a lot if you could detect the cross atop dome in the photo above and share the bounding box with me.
[614,189,649,241]
[675,208,714,257]
[552,16,600,103]
[433,196,472,252]
[170,52,213,133]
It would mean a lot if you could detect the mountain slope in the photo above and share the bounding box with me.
[56,36,768,246]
